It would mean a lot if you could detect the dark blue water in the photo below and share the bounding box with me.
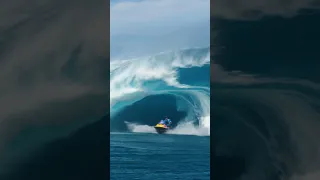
[110,133,210,180]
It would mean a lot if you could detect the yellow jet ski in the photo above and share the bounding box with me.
[154,123,169,134]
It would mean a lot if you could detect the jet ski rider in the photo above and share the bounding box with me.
[163,117,172,127]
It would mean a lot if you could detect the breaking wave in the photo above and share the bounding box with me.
[110,47,210,136]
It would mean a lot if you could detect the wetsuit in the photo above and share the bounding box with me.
[164,119,172,126]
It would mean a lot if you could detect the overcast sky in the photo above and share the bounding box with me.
[110,0,210,59]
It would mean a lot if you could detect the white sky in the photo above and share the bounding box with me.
[110,0,210,59]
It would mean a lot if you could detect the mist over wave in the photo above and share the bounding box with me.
[110,47,210,136]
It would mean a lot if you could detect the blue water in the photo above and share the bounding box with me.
[110,132,210,180]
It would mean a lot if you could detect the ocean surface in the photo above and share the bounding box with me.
[110,47,210,179]
[110,132,210,180]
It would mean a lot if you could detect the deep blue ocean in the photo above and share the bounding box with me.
[110,133,210,180]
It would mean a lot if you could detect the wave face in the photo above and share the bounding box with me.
[110,47,210,136]
[212,80,320,180]
[212,12,320,180]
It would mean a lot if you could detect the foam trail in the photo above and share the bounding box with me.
[125,121,209,136]
[168,120,210,136]
[125,122,157,133]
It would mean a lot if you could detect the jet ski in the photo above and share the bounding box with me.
[154,123,169,134]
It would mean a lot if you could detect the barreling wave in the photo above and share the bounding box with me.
[110,47,210,136]
[212,62,320,180]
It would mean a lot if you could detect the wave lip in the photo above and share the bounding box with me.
[110,47,210,136]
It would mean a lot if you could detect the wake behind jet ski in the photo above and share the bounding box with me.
[154,117,172,134]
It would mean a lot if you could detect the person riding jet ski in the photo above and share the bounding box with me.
[162,117,172,127]
[154,117,172,134]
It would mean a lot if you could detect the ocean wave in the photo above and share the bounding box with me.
[211,62,320,180]
[110,47,210,136]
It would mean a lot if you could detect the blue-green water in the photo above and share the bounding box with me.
[110,132,210,180]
